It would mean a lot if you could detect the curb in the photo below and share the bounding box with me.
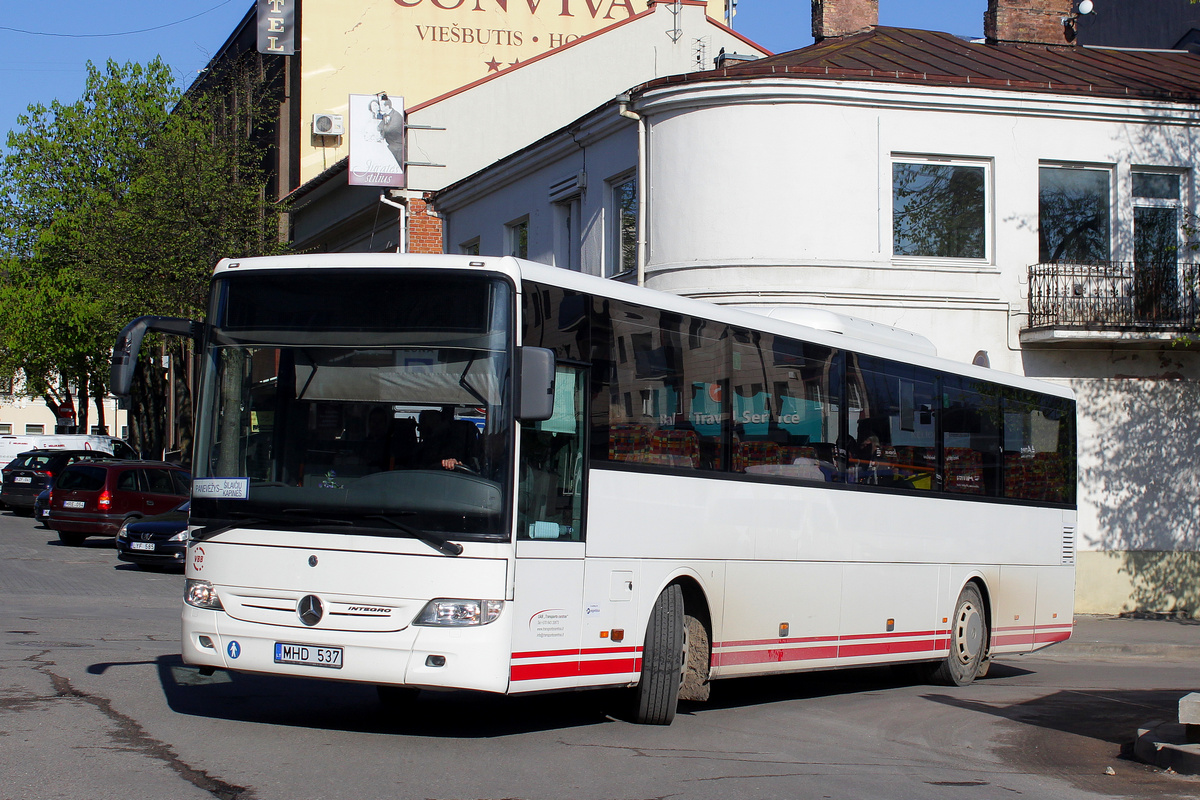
[1134,722,1200,775]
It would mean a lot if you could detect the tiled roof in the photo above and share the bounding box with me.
[642,27,1200,102]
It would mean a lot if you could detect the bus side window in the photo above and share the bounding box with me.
[518,366,586,541]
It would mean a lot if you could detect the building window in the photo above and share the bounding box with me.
[1133,170,1183,319]
[1039,165,1111,264]
[507,218,528,259]
[892,158,987,260]
[25,424,45,435]
[0,424,11,434]
[460,238,480,256]
[610,174,637,276]
[553,197,582,271]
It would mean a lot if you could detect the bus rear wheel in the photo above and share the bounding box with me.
[635,584,685,725]
[931,583,987,686]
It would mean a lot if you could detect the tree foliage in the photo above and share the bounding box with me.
[0,55,287,458]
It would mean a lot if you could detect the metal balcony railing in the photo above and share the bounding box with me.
[1026,261,1200,330]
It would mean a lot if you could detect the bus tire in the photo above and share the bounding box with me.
[679,613,711,702]
[931,583,987,687]
[635,584,685,725]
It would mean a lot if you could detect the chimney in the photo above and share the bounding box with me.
[812,0,878,42]
[985,0,1077,46]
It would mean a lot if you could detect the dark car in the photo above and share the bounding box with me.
[1,449,125,516]
[48,461,191,546]
[116,500,190,569]
[34,489,50,526]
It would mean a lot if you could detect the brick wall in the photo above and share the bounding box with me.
[985,0,1076,45]
[407,197,444,254]
[812,0,878,41]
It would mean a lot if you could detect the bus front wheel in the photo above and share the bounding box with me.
[634,584,685,725]
[931,583,988,687]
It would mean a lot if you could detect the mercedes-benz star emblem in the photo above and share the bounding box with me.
[297,594,324,626]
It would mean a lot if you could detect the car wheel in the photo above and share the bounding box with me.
[58,531,86,547]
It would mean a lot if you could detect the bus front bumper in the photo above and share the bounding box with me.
[182,605,513,693]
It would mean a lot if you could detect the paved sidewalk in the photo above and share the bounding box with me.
[1054,613,1200,659]
[1052,615,1200,774]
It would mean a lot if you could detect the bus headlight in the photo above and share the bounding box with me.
[185,579,224,610]
[413,599,503,626]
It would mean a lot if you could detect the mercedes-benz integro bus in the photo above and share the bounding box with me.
[111,254,1076,725]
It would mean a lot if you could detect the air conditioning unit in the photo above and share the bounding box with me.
[312,113,344,136]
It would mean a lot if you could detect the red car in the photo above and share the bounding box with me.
[48,461,191,546]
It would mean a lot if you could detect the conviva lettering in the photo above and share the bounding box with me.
[394,0,637,20]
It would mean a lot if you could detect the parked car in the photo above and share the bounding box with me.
[1,449,126,516]
[0,434,136,470]
[34,489,50,526]
[115,500,190,570]
[47,461,191,546]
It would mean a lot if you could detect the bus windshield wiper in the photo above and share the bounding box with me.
[197,508,354,537]
[361,513,464,556]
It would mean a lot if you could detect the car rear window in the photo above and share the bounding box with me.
[58,466,108,491]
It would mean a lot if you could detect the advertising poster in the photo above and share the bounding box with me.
[348,92,405,188]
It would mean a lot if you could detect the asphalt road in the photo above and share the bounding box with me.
[1,508,1198,800]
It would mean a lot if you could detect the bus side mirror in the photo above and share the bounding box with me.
[111,316,200,398]
[517,346,556,422]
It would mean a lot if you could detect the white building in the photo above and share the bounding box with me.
[433,1,1200,616]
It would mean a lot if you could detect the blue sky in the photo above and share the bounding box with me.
[0,1,988,148]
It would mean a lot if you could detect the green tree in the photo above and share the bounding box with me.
[0,55,287,457]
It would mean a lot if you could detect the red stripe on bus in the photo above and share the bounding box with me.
[716,634,839,649]
[511,657,641,682]
[714,644,839,666]
[837,638,945,658]
[512,645,641,661]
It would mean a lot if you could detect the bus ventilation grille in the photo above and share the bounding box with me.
[1061,526,1076,565]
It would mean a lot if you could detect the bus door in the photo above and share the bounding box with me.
[510,364,590,691]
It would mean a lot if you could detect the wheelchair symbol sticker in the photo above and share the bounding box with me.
[227,640,241,659]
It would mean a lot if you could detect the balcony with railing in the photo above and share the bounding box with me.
[1023,261,1199,345]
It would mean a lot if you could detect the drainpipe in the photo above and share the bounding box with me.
[617,94,647,286]
[380,192,407,253]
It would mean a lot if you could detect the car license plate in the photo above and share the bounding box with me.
[275,642,343,668]
[14,476,31,483]
[64,500,85,509]
[39,508,49,518]
[130,541,155,552]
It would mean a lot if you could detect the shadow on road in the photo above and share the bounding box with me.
[126,653,1043,738]
[925,686,1184,746]
[144,653,624,737]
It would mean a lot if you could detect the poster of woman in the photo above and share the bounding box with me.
[348,92,405,187]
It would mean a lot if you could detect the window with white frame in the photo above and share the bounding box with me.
[1038,165,1112,264]
[506,218,528,259]
[25,424,45,434]
[609,174,637,277]
[892,157,988,260]
[0,424,11,434]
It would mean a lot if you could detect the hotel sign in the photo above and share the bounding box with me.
[258,0,297,55]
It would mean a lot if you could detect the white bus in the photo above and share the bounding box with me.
[111,254,1076,725]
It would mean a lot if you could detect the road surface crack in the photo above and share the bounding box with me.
[27,651,255,800]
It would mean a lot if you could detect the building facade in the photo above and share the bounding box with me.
[433,1,1200,616]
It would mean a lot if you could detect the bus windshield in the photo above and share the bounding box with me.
[191,271,515,542]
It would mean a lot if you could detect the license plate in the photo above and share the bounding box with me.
[14,476,31,484]
[130,541,155,551]
[64,500,85,509]
[274,642,343,669]
[39,508,49,518]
